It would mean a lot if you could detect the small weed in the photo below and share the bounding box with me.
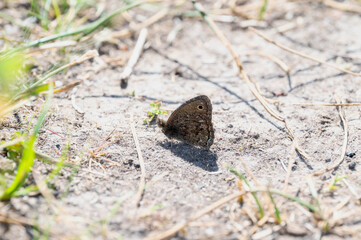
[144,101,167,125]
[328,174,347,191]
[126,90,135,97]
[229,167,322,223]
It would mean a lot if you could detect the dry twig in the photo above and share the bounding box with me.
[130,114,146,207]
[93,128,116,154]
[342,179,361,202]
[229,1,263,19]
[71,87,84,114]
[53,80,82,93]
[249,27,361,77]
[144,192,242,240]
[0,211,36,227]
[32,169,60,214]
[120,28,148,88]
[311,97,348,176]
[239,157,259,185]
[283,142,296,192]
[28,40,77,54]
[323,0,361,14]
[36,150,109,178]
[292,102,361,107]
[88,128,121,167]
[192,1,309,160]
[112,7,169,38]
[242,51,290,73]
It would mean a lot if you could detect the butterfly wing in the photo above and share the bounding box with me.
[161,95,214,149]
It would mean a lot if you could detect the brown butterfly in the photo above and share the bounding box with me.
[157,95,214,150]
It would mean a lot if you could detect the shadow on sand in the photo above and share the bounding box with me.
[159,141,218,172]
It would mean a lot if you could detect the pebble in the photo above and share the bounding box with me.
[349,162,356,170]
[346,152,356,158]
[222,105,230,111]
[286,224,307,236]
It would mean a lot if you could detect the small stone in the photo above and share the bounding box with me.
[346,152,356,158]
[286,224,307,236]
[222,105,230,111]
[349,162,356,170]
[205,227,215,236]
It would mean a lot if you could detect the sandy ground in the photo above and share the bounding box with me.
[1,1,361,239]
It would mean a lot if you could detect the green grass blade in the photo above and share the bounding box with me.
[0,83,53,201]
[268,190,281,223]
[0,0,147,59]
[0,136,36,200]
[35,151,78,169]
[265,188,317,212]
[16,141,70,197]
[41,0,52,30]
[30,0,41,17]
[52,0,62,29]
[32,86,53,137]
[258,0,268,20]
[228,167,264,218]
[0,12,29,31]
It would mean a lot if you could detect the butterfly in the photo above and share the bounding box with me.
[157,95,214,150]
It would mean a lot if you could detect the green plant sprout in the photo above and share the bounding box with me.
[144,101,167,124]
[268,189,282,223]
[328,174,347,191]
[258,0,269,20]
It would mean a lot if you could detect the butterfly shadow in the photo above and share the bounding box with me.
[159,141,219,172]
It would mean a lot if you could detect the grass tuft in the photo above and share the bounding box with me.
[0,84,53,201]
[228,166,264,218]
